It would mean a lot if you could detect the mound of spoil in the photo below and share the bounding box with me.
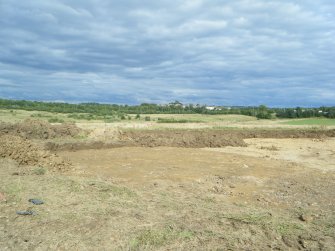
[44,128,335,151]
[45,130,247,151]
[0,119,84,139]
[121,130,247,147]
[0,135,71,171]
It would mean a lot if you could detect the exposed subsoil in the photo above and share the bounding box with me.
[45,128,335,151]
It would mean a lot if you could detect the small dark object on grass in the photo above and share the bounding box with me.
[16,210,36,216]
[28,199,44,205]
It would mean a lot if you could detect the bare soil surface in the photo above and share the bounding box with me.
[210,138,335,171]
[1,119,335,250]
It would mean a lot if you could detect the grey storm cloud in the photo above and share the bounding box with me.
[0,0,334,106]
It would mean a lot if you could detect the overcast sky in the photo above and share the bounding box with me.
[0,0,334,106]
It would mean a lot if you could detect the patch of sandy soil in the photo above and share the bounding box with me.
[59,147,301,184]
[57,146,335,250]
[207,138,335,171]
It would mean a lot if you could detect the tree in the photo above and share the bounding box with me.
[256,105,272,119]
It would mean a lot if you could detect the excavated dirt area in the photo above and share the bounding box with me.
[0,135,71,172]
[1,120,335,250]
[56,144,335,250]
[0,119,82,172]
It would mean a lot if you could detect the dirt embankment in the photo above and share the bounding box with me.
[121,130,247,147]
[45,130,247,151]
[45,128,335,152]
[0,119,84,139]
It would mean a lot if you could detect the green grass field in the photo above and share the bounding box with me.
[282,118,335,126]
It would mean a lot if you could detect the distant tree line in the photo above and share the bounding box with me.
[274,107,335,118]
[0,98,334,119]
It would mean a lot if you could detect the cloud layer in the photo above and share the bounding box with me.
[1,0,334,106]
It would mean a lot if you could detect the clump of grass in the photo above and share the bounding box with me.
[221,212,272,225]
[157,118,202,123]
[104,118,118,123]
[90,181,137,198]
[48,117,65,123]
[260,145,279,151]
[68,113,98,121]
[109,186,137,198]
[32,166,46,175]
[276,222,305,236]
[31,113,51,118]
[130,227,194,248]
[73,132,88,140]
[4,183,24,202]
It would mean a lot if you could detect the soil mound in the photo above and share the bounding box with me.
[121,130,247,147]
[0,119,84,139]
[46,130,247,151]
[44,128,335,152]
[0,135,71,171]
